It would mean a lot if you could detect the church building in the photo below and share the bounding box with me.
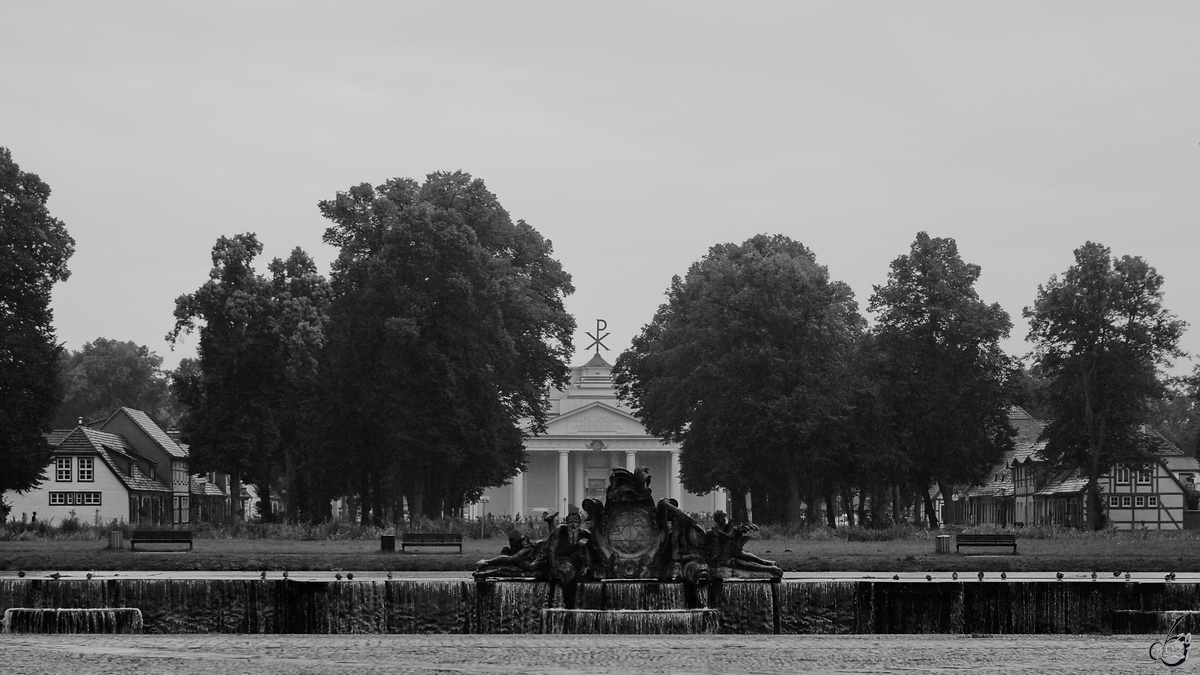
[474,352,728,520]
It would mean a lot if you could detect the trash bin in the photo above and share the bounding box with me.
[108,530,123,550]
[380,533,395,552]
[935,534,951,554]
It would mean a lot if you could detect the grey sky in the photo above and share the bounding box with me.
[4,2,1197,375]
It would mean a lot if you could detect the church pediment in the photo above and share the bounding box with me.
[546,402,646,436]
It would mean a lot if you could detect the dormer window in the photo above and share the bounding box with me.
[1137,470,1152,485]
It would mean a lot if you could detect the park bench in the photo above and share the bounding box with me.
[955,533,1017,554]
[129,529,193,551]
[401,533,463,553]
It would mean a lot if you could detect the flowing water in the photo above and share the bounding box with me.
[2,577,1196,635]
[3,607,142,633]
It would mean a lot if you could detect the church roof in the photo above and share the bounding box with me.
[582,352,611,368]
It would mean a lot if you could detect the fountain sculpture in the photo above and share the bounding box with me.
[474,466,782,588]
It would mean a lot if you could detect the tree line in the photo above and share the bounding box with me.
[2,144,1197,530]
[614,233,1193,530]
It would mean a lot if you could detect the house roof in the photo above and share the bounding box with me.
[109,407,188,459]
[190,475,227,498]
[51,427,171,494]
[1011,440,1048,465]
[1035,469,1089,496]
[1009,406,1033,420]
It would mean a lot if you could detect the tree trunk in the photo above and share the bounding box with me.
[891,482,902,525]
[730,487,749,523]
[371,472,384,527]
[923,486,940,529]
[804,480,818,526]
[357,474,371,527]
[256,477,273,523]
[824,491,837,527]
[231,472,242,523]
[409,477,425,523]
[784,469,804,526]
[870,482,884,527]
[856,485,867,527]
[844,485,856,528]
[283,444,296,524]
[937,480,956,526]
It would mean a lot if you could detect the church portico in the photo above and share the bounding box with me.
[480,346,726,521]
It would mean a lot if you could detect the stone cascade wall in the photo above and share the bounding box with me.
[3,578,1199,634]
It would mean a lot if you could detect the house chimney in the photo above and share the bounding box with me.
[78,417,83,426]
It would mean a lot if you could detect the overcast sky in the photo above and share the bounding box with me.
[4,2,1198,377]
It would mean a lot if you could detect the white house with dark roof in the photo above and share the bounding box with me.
[4,407,231,526]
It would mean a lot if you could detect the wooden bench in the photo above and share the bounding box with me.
[129,529,193,551]
[401,533,462,553]
[956,533,1016,554]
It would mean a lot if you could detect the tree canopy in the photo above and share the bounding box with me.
[613,234,863,525]
[55,338,179,430]
[868,232,1017,527]
[169,236,331,522]
[1025,241,1186,529]
[318,171,575,522]
[0,147,75,500]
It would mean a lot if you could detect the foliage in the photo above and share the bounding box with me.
[169,236,331,522]
[614,234,863,525]
[0,147,75,499]
[868,232,1018,527]
[54,338,179,429]
[1025,241,1186,530]
[317,172,575,523]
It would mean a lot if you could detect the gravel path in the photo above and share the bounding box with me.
[0,634,1174,674]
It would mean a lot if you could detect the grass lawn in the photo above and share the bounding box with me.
[2,531,1199,573]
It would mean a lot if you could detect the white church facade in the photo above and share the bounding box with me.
[473,351,729,520]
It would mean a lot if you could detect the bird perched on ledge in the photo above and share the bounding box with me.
[1056,572,1064,580]
[977,571,984,581]
[1000,572,1007,580]
[952,572,958,580]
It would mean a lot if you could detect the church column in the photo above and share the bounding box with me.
[626,450,637,472]
[573,454,584,510]
[511,470,524,519]
[669,450,682,504]
[558,450,569,515]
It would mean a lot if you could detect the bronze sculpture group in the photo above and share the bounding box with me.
[474,466,781,586]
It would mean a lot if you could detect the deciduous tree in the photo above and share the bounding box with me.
[169,236,330,522]
[614,234,863,526]
[55,338,179,429]
[0,148,75,501]
[869,233,1017,528]
[1025,242,1186,530]
[318,172,575,523]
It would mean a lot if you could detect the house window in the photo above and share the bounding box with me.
[1149,496,1159,507]
[1122,496,1132,507]
[1116,467,1129,484]
[1135,496,1145,507]
[80,492,101,505]
[78,457,94,482]
[1109,495,1120,507]
[55,457,72,482]
[49,493,66,505]
[1138,470,1152,485]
